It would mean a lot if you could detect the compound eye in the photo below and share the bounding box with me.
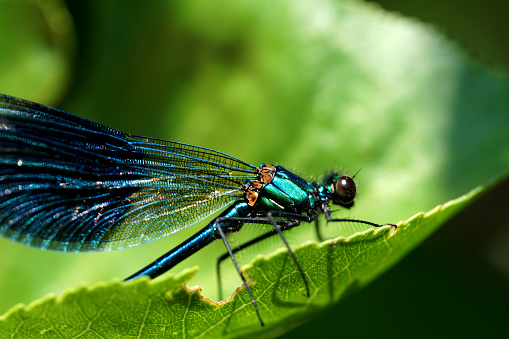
[334,175,356,205]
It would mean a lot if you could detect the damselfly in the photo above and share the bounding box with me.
[0,94,396,326]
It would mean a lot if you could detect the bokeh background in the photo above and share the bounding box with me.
[0,0,508,337]
[289,2,509,338]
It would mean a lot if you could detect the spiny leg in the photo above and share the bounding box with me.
[215,219,266,326]
[317,214,397,242]
[314,217,325,242]
[327,217,398,229]
[267,212,311,298]
[315,217,397,243]
[322,202,398,232]
[216,218,300,300]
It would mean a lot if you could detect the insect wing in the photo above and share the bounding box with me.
[0,95,255,252]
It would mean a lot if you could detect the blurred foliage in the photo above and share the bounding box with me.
[0,0,508,337]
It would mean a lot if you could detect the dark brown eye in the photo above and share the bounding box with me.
[334,175,356,205]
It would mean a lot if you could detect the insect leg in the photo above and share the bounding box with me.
[267,212,310,298]
[215,218,300,300]
[215,218,266,326]
[322,202,398,230]
[314,217,325,242]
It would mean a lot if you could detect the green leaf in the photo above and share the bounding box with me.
[1,0,509,337]
[0,188,483,337]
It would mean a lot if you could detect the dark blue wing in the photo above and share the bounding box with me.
[0,94,256,252]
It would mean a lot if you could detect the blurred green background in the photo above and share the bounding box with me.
[0,0,508,337]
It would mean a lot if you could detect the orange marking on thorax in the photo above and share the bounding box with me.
[245,165,275,206]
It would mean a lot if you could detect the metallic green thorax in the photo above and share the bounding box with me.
[253,165,328,213]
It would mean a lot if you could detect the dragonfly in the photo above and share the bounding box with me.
[0,94,396,326]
